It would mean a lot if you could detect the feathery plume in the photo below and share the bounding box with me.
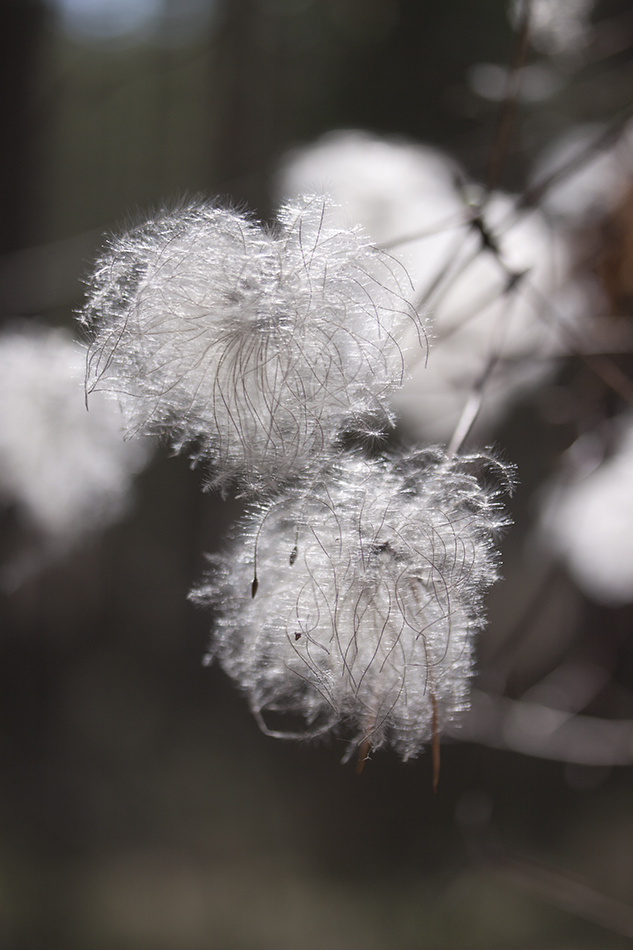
[81,197,422,493]
[194,449,508,761]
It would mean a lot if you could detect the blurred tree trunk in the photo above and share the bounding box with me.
[211,0,287,214]
[0,0,47,257]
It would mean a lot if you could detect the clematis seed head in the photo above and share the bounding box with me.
[194,449,509,761]
[81,196,423,493]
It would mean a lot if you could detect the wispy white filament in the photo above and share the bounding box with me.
[195,450,508,760]
[81,197,422,493]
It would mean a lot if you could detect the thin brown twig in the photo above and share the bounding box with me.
[431,693,441,793]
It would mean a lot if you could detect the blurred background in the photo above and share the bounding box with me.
[0,0,633,946]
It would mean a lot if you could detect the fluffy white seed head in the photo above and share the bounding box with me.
[81,197,422,493]
[278,131,581,444]
[0,325,149,586]
[195,450,507,761]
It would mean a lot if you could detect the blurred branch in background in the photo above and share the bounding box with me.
[479,847,633,939]
[456,689,633,766]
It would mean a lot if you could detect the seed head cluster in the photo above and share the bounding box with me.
[194,450,506,760]
[80,189,509,763]
[81,196,421,493]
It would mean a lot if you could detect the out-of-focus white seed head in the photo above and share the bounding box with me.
[194,449,509,761]
[277,130,465,251]
[279,131,582,445]
[395,190,579,442]
[540,416,633,606]
[81,197,423,493]
[0,325,149,587]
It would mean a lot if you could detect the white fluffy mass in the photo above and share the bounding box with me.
[0,326,149,586]
[278,130,578,445]
[195,450,507,760]
[542,418,633,606]
[81,197,422,493]
[278,130,466,256]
